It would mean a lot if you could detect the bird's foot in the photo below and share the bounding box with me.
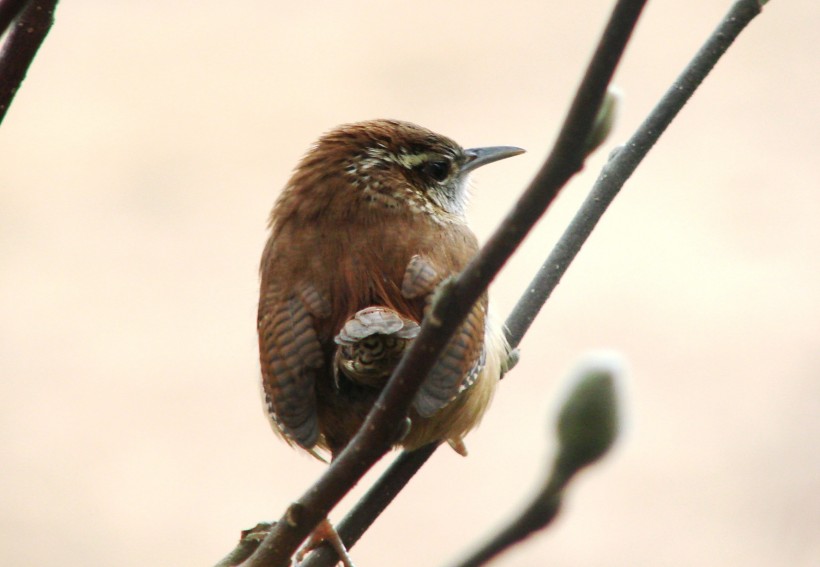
[294,518,356,567]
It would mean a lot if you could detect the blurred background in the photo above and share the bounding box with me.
[1,1,818,565]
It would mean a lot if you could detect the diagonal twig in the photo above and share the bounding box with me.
[0,0,29,36]
[0,0,58,125]
[505,0,768,348]
[299,443,439,567]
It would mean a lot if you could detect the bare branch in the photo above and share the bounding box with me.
[300,444,438,567]
[0,0,28,36]
[215,523,274,567]
[505,0,767,348]
[240,1,646,565]
[0,0,58,125]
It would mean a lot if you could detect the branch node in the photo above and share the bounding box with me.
[285,503,306,528]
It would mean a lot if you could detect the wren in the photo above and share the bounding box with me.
[258,119,523,460]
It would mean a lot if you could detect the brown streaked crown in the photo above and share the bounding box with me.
[272,119,474,228]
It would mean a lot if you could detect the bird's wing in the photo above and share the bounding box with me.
[258,283,329,449]
[412,299,487,417]
[400,255,488,417]
[401,254,440,299]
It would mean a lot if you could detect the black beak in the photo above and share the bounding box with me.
[461,146,525,175]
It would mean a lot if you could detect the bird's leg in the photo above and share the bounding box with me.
[294,518,356,567]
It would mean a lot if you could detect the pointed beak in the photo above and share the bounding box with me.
[460,146,525,175]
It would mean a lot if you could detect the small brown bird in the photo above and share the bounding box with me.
[258,119,523,461]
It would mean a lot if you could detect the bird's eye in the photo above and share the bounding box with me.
[422,159,451,182]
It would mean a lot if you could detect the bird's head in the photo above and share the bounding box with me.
[278,119,524,224]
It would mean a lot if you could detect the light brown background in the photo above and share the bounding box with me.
[1,1,817,566]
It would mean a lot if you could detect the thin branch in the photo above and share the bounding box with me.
[215,523,274,567]
[0,0,28,37]
[240,1,646,565]
[0,0,58,125]
[450,359,622,567]
[300,444,439,567]
[506,0,767,348]
[279,1,769,565]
